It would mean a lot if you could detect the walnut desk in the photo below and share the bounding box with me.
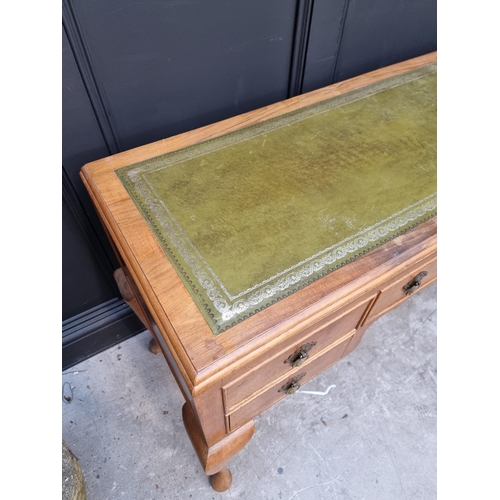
[80,52,437,492]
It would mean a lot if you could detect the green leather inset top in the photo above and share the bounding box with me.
[117,64,437,334]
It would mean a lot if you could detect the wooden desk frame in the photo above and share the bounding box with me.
[81,52,437,492]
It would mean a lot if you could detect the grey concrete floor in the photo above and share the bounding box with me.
[62,283,436,500]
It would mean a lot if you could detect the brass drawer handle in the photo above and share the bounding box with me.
[403,271,428,296]
[279,373,306,395]
[284,341,317,368]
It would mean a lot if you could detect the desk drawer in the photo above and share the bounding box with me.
[227,334,352,432]
[367,256,437,323]
[222,298,373,413]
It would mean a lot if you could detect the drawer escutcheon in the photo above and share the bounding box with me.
[284,341,318,368]
[403,271,428,296]
[279,373,306,395]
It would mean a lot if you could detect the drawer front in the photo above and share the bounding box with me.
[366,256,437,323]
[228,335,352,432]
[223,297,374,413]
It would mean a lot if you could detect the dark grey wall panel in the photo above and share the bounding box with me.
[334,0,437,83]
[63,24,119,322]
[302,0,347,93]
[63,26,110,202]
[62,188,116,320]
[62,25,119,269]
[63,23,145,367]
[69,0,298,151]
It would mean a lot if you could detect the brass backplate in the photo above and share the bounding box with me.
[279,373,306,393]
[284,341,318,365]
[403,271,428,295]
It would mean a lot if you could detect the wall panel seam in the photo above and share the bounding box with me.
[331,0,351,84]
[288,0,315,98]
[62,0,121,154]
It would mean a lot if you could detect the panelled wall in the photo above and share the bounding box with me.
[62,0,436,369]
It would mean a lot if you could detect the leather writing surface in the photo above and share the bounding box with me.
[117,65,436,334]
